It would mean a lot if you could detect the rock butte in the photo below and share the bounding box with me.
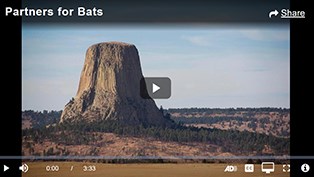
[60,42,172,127]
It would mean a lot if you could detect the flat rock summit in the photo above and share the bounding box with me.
[60,42,171,127]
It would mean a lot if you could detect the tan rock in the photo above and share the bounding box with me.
[60,42,171,127]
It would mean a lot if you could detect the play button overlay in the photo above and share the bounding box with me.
[141,77,171,99]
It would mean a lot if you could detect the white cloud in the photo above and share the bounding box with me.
[181,35,212,46]
[241,29,289,41]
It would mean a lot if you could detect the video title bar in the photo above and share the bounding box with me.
[1,0,290,23]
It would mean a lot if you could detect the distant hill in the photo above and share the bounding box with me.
[167,107,290,138]
[22,107,290,138]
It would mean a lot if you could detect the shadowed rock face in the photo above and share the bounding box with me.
[60,42,171,127]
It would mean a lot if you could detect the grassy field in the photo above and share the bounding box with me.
[22,162,290,177]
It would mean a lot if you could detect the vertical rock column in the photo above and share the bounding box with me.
[60,42,171,127]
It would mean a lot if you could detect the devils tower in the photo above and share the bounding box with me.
[60,42,171,127]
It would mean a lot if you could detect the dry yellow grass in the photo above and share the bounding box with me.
[22,162,289,177]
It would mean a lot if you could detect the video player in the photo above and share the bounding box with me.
[1,0,313,177]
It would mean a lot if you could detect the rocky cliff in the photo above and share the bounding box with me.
[60,42,171,127]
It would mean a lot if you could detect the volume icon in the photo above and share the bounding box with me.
[19,163,29,173]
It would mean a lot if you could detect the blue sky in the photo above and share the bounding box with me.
[22,24,290,111]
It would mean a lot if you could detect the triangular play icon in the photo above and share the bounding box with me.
[152,83,160,93]
[3,165,9,172]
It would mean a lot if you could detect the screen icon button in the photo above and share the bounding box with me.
[261,162,275,174]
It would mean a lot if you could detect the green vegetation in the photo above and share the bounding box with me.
[22,110,61,128]
[22,108,290,155]
[167,107,290,137]
[23,121,289,156]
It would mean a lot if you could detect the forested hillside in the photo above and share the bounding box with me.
[22,108,289,157]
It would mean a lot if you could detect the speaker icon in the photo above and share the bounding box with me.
[19,163,29,173]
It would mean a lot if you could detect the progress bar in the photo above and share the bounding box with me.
[0,156,313,160]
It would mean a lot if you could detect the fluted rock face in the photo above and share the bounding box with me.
[60,42,170,127]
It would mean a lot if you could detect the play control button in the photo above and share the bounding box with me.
[141,77,171,99]
[3,165,9,172]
